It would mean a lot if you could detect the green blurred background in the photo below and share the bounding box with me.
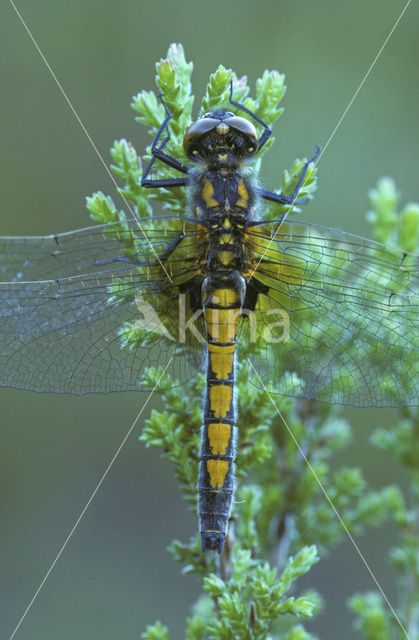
[1,0,417,638]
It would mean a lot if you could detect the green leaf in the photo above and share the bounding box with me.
[398,202,419,253]
[201,65,234,113]
[141,620,170,640]
[278,546,320,595]
[349,592,392,640]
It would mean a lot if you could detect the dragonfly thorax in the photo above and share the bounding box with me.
[194,169,256,221]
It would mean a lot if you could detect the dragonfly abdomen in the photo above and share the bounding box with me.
[199,272,245,553]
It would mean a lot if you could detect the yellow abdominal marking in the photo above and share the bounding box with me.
[209,384,232,418]
[236,180,248,207]
[205,309,240,342]
[208,423,232,455]
[218,153,228,161]
[212,289,239,306]
[202,180,218,207]
[207,459,230,488]
[208,344,234,380]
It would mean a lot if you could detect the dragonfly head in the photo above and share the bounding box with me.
[183,111,259,166]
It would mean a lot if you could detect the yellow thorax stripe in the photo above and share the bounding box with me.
[218,250,233,266]
[202,180,218,207]
[236,180,249,208]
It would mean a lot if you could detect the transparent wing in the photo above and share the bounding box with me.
[238,220,419,407]
[0,217,209,394]
[0,216,204,280]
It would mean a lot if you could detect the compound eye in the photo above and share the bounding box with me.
[183,118,219,157]
[225,116,259,153]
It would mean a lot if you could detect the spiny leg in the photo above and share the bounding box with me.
[259,145,321,206]
[229,80,272,151]
[141,94,190,188]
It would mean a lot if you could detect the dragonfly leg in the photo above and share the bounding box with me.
[141,94,190,188]
[95,232,188,268]
[228,80,272,151]
[259,145,321,206]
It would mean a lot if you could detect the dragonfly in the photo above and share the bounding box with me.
[0,86,418,553]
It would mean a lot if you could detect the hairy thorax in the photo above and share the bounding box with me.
[191,158,257,274]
